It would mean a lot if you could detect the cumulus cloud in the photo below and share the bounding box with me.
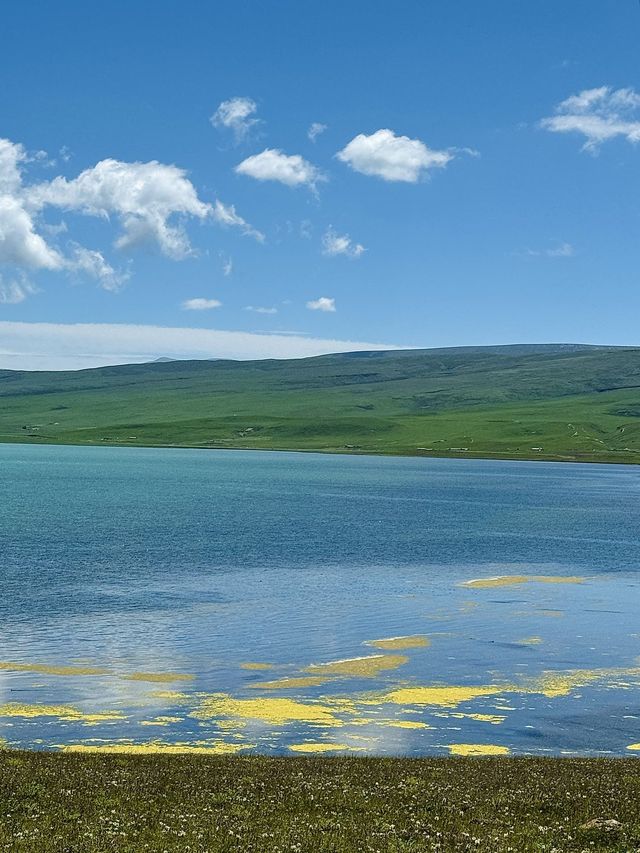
[0,138,27,193]
[0,321,398,370]
[308,122,327,142]
[322,227,365,258]
[182,297,222,310]
[336,128,453,182]
[28,159,211,259]
[0,137,262,302]
[245,305,277,314]
[0,194,64,270]
[235,148,324,189]
[212,199,264,242]
[306,296,335,312]
[0,140,64,272]
[541,86,640,151]
[211,97,260,142]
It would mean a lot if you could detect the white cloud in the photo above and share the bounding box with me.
[307,296,335,312]
[337,128,453,182]
[0,138,27,193]
[212,199,264,242]
[308,122,327,142]
[322,227,365,258]
[28,158,211,259]
[0,139,64,272]
[245,305,277,314]
[210,97,260,142]
[182,297,222,311]
[0,194,64,270]
[0,275,37,305]
[1,137,260,302]
[0,321,399,370]
[235,148,324,189]
[541,86,640,151]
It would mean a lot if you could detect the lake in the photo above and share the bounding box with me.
[1,443,639,757]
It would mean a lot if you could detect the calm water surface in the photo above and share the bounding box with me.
[1,443,639,756]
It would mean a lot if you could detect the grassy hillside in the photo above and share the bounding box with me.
[2,343,640,463]
[1,752,639,852]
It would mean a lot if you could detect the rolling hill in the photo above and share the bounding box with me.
[2,343,640,463]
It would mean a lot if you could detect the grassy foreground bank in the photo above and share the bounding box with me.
[1,754,639,852]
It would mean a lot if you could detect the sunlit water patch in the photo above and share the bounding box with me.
[1,444,640,755]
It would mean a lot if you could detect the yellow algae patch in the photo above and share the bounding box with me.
[215,719,247,731]
[249,676,328,690]
[240,662,273,671]
[381,720,431,729]
[366,636,430,651]
[139,716,183,727]
[449,744,510,756]
[627,744,640,751]
[378,685,508,708]
[0,661,109,677]
[527,667,640,698]
[462,575,584,589]
[60,739,250,755]
[540,609,564,617]
[288,742,361,753]
[518,637,543,645]
[304,654,408,678]
[122,672,195,683]
[434,712,506,725]
[0,702,125,723]
[149,690,190,701]
[190,694,345,726]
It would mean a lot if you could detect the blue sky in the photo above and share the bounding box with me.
[1,0,639,369]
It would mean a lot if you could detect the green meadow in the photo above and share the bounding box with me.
[1,752,639,852]
[2,343,640,463]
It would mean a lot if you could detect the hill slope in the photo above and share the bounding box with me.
[2,343,640,463]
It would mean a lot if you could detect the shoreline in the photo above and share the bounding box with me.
[1,435,639,466]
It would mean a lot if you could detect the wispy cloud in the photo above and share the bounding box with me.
[220,253,233,276]
[0,274,37,305]
[212,199,265,242]
[308,122,327,142]
[0,321,398,370]
[210,97,260,142]
[518,241,575,258]
[322,227,365,258]
[541,86,640,151]
[235,148,324,190]
[182,297,222,310]
[336,128,454,182]
[306,296,336,312]
[245,305,278,314]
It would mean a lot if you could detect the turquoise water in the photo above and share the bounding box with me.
[1,443,639,756]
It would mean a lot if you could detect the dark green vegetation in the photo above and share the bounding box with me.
[3,343,640,462]
[1,753,639,851]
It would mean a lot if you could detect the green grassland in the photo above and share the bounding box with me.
[1,752,639,851]
[3,343,640,462]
